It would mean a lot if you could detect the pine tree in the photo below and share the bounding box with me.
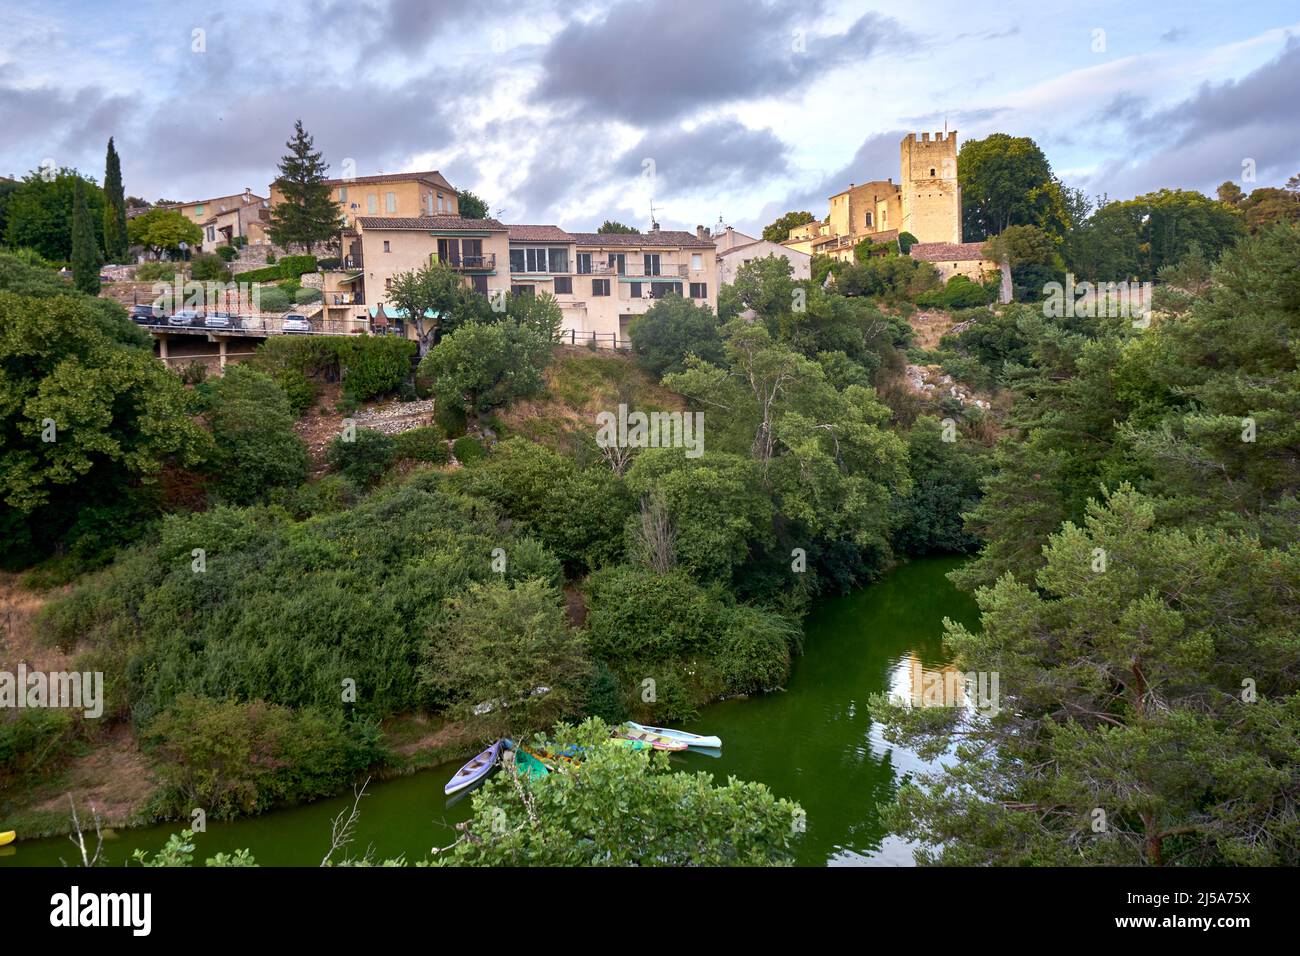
[71,178,102,295]
[103,137,128,262]
[267,120,339,255]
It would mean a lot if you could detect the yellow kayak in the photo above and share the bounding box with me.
[0,831,15,847]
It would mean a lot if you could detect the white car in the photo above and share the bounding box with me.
[204,311,234,328]
[282,314,312,333]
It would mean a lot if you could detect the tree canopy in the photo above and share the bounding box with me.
[267,120,340,254]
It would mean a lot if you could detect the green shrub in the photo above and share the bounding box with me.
[334,337,416,399]
[294,287,322,305]
[190,252,231,282]
[269,367,317,415]
[234,265,281,283]
[327,428,398,486]
[204,365,310,503]
[256,286,292,313]
[0,710,75,780]
[585,565,722,661]
[135,261,180,281]
[178,359,208,385]
[265,251,276,264]
[434,400,467,437]
[393,426,449,463]
[277,255,318,279]
[216,245,239,262]
[451,435,485,464]
[144,696,384,820]
[266,474,357,518]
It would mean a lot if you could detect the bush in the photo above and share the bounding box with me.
[265,250,276,264]
[204,365,310,503]
[135,261,181,281]
[144,696,384,820]
[327,428,398,486]
[178,359,209,385]
[393,426,449,463]
[334,337,416,399]
[452,435,485,464]
[234,265,282,283]
[277,254,317,279]
[628,295,724,377]
[190,252,232,282]
[294,287,322,305]
[256,286,292,313]
[216,245,239,262]
[0,710,74,780]
[418,320,551,423]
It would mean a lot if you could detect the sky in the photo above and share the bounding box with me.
[1,0,1297,235]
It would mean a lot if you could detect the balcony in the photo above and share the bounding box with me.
[441,253,496,272]
[584,263,689,278]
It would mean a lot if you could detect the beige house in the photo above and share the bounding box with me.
[320,215,510,334]
[158,189,270,253]
[908,241,995,283]
[715,232,811,285]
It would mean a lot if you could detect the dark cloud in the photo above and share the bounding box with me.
[534,0,911,122]
[1084,39,1300,197]
[615,120,790,192]
[0,68,135,179]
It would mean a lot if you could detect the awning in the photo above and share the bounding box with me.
[336,272,364,285]
[617,276,683,283]
[370,304,440,319]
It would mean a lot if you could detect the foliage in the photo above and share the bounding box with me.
[762,210,816,243]
[387,259,486,355]
[0,710,74,781]
[393,425,449,464]
[4,169,107,262]
[451,434,485,464]
[958,133,1068,241]
[267,121,339,254]
[327,428,397,487]
[127,207,204,258]
[627,293,724,377]
[419,320,551,422]
[596,220,639,234]
[102,138,128,262]
[504,289,562,340]
[438,719,804,866]
[456,190,489,219]
[0,287,208,566]
[133,829,257,867]
[190,252,231,282]
[256,286,292,314]
[144,696,383,820]
[70,178,102,295]
[419,578,585,737]
[202,365,309,504]
[891,416,988,555]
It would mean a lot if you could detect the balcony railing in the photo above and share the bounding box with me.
[442,253,496,271]
[582,263,689,278]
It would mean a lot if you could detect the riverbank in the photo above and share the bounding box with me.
[2,556,976,867]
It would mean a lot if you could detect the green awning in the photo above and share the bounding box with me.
[370,305,440,319]
[337,272,364,285]
[617,276,683,283]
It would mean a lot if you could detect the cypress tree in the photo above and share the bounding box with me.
[267,120,339,255]
[103,137,128,262]
[71,178,102,295]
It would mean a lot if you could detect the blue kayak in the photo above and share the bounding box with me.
[444,740,503,795]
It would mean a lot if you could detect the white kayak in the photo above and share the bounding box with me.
[625,721,721,749]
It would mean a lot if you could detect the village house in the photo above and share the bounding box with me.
[908,241,996,283]
[275,169,461,230]
[156,189,271,252]
[714,225,811,285]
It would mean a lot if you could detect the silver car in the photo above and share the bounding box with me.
[282,314,312,333]
[204,311,234,328]
[168,309,201,327]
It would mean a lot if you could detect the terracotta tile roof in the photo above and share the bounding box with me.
[569,230,715,249]
[354,215,506,232]
[718,239,810,259]
[909,241,989,262]
[320,169,455,191]
[508,224,572,242]
[160,192,266,211]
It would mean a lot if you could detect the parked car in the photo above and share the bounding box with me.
[128,304,158,324]
[204,311,234,328]
[168,309,201,327]
[282,314,312,333]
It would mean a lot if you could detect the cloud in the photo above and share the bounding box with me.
[1086,37,1300,196]
[0,68,136,180]
[533,0,910,123]
[615,119,790,193]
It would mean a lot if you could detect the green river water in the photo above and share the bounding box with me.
[0,556,976,868]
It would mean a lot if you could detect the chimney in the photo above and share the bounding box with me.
[696,224,707,239]
[651,222,660,233]
[243,187,251,203]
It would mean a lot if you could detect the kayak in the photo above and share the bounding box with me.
[626,721,722,749]
[512,748,551,780]
[444,740,503,795]
[0,831,13,848]
[609,738,656,751]
[613,726,689,751]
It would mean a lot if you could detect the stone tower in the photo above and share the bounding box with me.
[899,131,961,245]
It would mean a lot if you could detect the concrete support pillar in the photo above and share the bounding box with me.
[218,336,228,370]
[157,333,169,363]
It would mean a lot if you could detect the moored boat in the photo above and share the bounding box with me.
[444,740,504,795]
[0,831,14,847]
[613,725,689,751]
[625,721,721,749]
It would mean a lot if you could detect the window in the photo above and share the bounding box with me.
[385,192,397,213]
[629,282,642,298]
[690,282,707,299]
[383,240,391,252]
[425,193,433,215]
[470,275,489,294]
[554,276,572,294]
[592,278,610,296]
[865,211,872,227]
[338,187,348,202]
[385,278,392,290]
[206,226,215,241]
[548,247,568,273]
[650,281,675,298]
[577,253,593,274]
[514,247,568,273]
[643,253,661,276]
[367,194,377,214]
[437,193,444,213]
[509,249,525,273]
[691,253,703,271]
[607,253,625,275]
[194,204,204,216]
[510,284,534,297]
